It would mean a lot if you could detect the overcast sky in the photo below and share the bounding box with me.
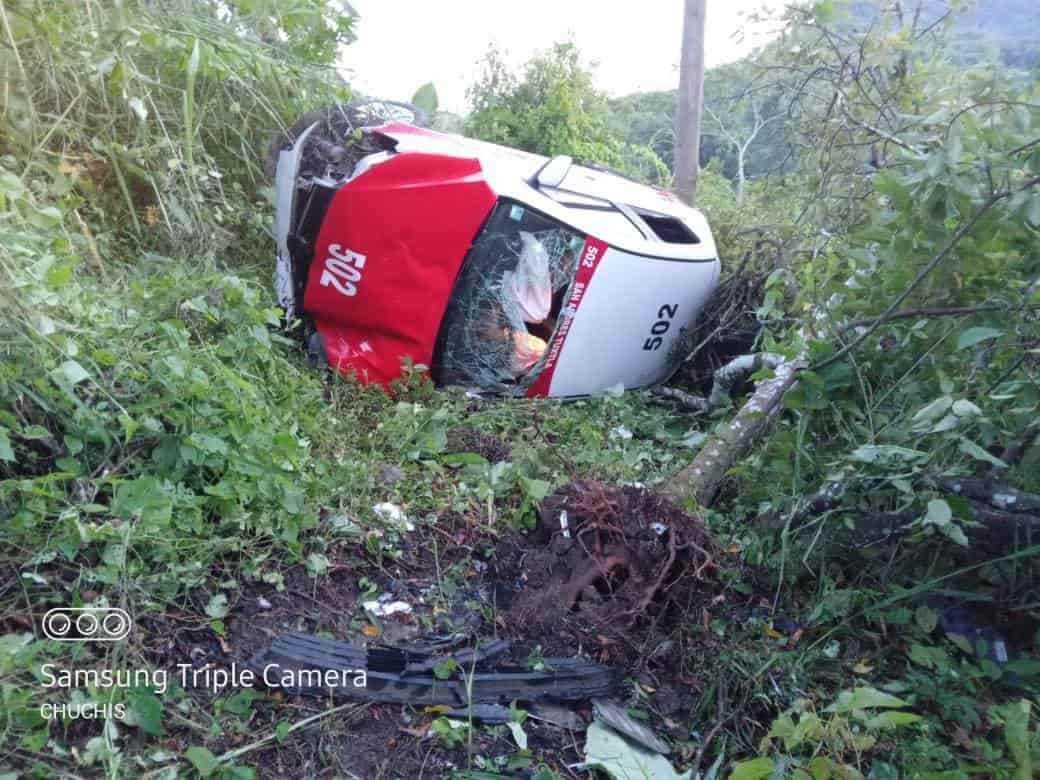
[342,1,788,114]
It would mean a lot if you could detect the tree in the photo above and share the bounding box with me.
[674,0,707,203]
[465,43,670,185]
[704,94,781,203]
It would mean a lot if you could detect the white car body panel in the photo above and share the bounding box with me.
[542,246,720,397]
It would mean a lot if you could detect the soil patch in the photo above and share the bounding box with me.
[500,480,719,652]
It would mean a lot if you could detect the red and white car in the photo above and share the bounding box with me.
[273,104,720,397]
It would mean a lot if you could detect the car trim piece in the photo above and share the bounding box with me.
[274,121,320,319]
[525,235,609,397]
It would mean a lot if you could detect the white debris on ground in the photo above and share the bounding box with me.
[373,502,415,531]
[362,594,414,617]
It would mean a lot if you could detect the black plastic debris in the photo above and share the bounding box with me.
[249,633,621,706]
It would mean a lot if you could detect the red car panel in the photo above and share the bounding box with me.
[304,151,496,385]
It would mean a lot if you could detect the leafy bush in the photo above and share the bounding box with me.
[465,42,671,185]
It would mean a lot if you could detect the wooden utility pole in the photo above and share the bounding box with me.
[675,0,706,204]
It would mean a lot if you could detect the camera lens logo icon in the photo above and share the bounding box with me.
[42,608,131,642]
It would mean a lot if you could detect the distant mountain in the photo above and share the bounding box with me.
[848,0,1040,68]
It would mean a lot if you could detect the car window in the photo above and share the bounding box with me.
[432,200,586,391]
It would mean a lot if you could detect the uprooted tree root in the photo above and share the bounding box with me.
[506,480,718,639]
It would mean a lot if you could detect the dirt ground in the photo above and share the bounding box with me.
[131,478,768,779]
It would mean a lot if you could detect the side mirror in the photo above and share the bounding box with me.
[532,155,572,189]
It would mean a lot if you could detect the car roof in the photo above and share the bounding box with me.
[369,123,718,263]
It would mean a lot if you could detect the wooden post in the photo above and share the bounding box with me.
[675,0,707,204]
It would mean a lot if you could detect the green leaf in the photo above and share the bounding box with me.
[128,96,148,121]
[188,433,229,455]
[947,633,975,655]
[813,0,835,24]
[851,445,928,464]
[27,205,63,228]
[951,399,982,417]
[125,690,163,736]
[507,720,528,750]
[112,476,172,524]
[1004,699,1032,780]
[521,477,551,501]
[0,428,13,462]
[584,721,691,780]
[867,760,901,780]
[441,452,489,466]
[275,720,292,743]
[185,746,220,777]
[411,82,439,115]
[909,643,949,670]
[827,687,909,713]
[433,658,457,680]
[865,710,923,729]
[221,688,261,717]
[205,593,229,619]
[958,437,1007,468]
[942,523,970,547]
[929,414,960,434]
[305,552,329,576]
[46,260,76,289]
[1025,193,1040,228]
[915,606,938,634]
[922,499,969,546]
[912,396,952,425]
[0,171,25,197]
[923,499,952,527]
[729,757,775,780]
[55,359,90,385]
[956,326,1003,350]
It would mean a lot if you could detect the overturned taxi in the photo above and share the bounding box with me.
[273,102,720,397]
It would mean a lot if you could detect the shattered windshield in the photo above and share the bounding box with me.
[433,200,586,391]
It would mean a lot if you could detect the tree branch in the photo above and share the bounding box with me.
[835,303,1040,335]
[813,175,1040,371]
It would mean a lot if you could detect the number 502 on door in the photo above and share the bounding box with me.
[320,244,367,297]
[643,303,678,351]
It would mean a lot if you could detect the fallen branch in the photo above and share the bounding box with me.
[657,353,785,415]
[934,476,1040,515]
[707,353,785,409]
[665,355,806,507]
[847,505,1040,549]
[758,480,846,531]
[760,473,1040,549]
[656,386,710,413]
